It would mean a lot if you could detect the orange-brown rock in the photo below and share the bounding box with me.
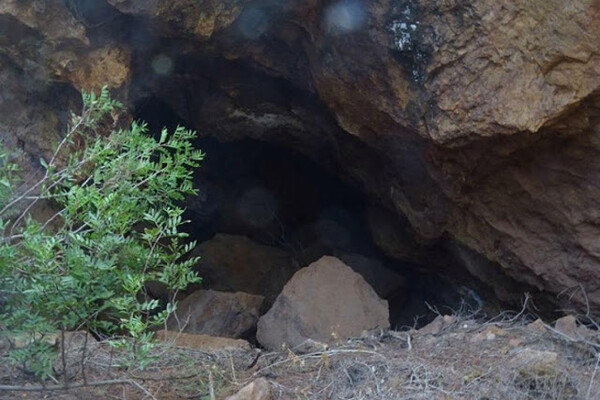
[2,0,600,315]
[256,256,389,350]
[226,378,273,400]
[107,0,247,40]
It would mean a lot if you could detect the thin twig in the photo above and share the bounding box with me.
[129,379,158,400]
[587,353,600,400]
[208,370,216,400]
[129,372,200,382]
[61,328,67,386]
[253,349,385,377]
[82,331,89,384]
[0,379,133,392]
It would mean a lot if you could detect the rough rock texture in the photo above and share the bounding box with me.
[167,290,264,339]
[2,0,600,312]
[510,349,559,379]
[191,234,297,305]
[418,315,456,336]
[107,0,247,41]
[336,253,406,299]
[192,233,406,303]
[226,378,273,400]
[256,256,389,350]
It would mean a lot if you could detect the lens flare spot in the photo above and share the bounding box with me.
[324,0,367,35]
[151,54,174,76]
[238,8,269,40]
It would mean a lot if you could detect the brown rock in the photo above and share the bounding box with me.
[0,16,78,174]
[226,378,273,400]
[155,331,250,350]
[262,0,600,315]
[509,339,522,347]
[526,319,548,334]
[0,0,87,44]
[256,256,389,350]
[366,206,442,266]
[168,290,263,338]
[554,315,579,338]
[418,315,456,335]
[418,316,445,336]
[64,45,131,92]
[192,234,297,304]
[108,0,246,40]
[469,326,507,343]
[337,253,406,298]
[511,349,559,378]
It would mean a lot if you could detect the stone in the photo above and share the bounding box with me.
[291,338,328,355]
[366,206,441,266]
[554,315,579,338]
[418,315,456,336]
[526,319,548,334]
[256,256,389,350]
[63,45,131,92]
[510,349,559,378]
[509,339,523,347]
[108,0,246,40]
[144,280,170,303]
[443,315,457,324]
[191,234,297,304]
[469,326,507,343]
[155,331,250,350]
[226,378,273,400]
[0,0,87,44]
[168,290,264,339]
[418,316,445,336]
[337,253,406,298]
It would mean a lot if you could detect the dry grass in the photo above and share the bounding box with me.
[245,307,600,400]
[2,308,600,400]
[0,333,255,399]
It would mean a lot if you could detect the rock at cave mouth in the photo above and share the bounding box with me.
[256,256,389,350]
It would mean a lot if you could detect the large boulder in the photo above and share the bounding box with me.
[256,256,389,350]
[191,234,298,305]
[336,253,406,299]
[168,290,264,339]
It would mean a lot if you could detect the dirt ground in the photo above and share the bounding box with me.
[2,310,599,400]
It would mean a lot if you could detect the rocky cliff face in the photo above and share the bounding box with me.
[1,0,599,312]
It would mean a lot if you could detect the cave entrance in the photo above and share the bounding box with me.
[135,96,476,331]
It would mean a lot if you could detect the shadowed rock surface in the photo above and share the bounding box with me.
[167,289,264,339]
[190,233,297,305]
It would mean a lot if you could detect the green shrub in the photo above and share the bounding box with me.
[0,87,204,380]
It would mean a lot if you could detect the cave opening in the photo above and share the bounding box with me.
[63,2,549,339]
[134,96,481,332]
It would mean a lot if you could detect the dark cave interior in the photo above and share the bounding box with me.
[135,96,481,330]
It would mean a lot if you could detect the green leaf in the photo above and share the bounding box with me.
[0,87,204,375]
